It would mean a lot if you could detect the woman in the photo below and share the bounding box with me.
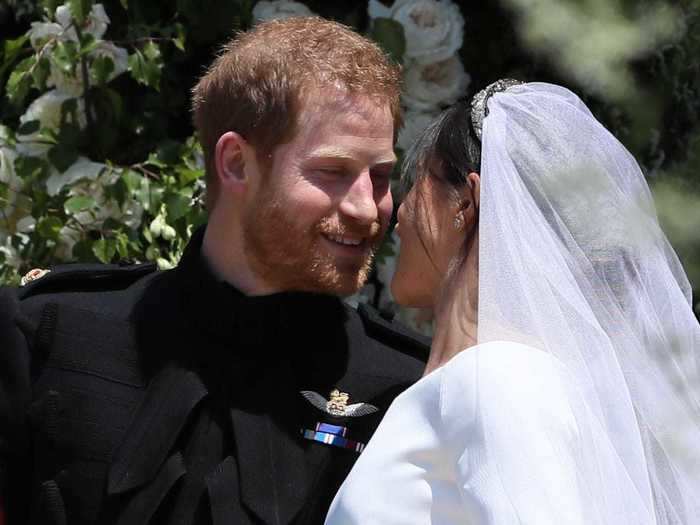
[325,81,700,524]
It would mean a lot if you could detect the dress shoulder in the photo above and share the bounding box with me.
[439,341,578,448]
[439,341,588,524]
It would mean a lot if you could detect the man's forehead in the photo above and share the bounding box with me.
[298,87,392,129]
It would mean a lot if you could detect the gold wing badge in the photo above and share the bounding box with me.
[300,389,379,418]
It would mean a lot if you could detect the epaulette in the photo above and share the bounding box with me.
[16,261,158,300]
[357,303,430,362]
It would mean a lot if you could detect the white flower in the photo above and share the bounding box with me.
[28,22,63,50]
[402,55,470,111]
[17,90,86,156]
[0,145,18,186]
[46,156,105,196]
[369,0,465,64]
[64,169,143,229]
[0,239,22,270]
[93,41,129,80]
[46,65,85,96]
[397,109,440,152]
[20,89,86,133]
[252,0,314,23]
[16,216,36,233]
[56,3,110,41]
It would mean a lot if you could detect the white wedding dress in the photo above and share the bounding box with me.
[325,341,635,525]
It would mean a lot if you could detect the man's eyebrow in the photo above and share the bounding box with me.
[305,147,397,165]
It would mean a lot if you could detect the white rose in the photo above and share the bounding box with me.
[369,0,465,64]
[28,22,63,50]
[397,109,440,152]
[46,156,105,196]
[56,3,110,41]
[402,55,470,111]
[252,0,314,23]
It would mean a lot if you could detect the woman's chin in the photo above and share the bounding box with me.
[390,277,433,309]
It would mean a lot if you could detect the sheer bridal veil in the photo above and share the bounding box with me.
[477,82,700,524]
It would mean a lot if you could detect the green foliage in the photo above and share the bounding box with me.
[369,18,406,64]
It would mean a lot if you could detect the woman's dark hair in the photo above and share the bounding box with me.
[398,99,483,272]
[400,98,482,199]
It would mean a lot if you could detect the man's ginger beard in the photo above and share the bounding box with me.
[242,187,383,296]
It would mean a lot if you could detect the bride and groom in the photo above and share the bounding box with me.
[2,16,698,525]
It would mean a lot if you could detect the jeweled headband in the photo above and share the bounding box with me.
[470,78,524,141]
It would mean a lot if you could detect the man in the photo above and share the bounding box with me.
[0,17,428,525]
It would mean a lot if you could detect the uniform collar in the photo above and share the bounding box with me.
[176,225,347,347]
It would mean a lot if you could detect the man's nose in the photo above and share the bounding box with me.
[339,171,378,226]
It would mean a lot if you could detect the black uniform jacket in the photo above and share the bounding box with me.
[0,226,429,525]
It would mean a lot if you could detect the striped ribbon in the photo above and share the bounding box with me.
[300,422,366,453]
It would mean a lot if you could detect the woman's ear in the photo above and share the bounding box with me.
[215,131,249,195]
[456,172,480,227]
[467,172,480,209]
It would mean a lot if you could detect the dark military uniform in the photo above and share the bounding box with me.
[0,226,428,524]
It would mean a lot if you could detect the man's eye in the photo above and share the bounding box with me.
[317,168,345,176]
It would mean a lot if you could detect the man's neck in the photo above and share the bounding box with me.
[201,220,277,296]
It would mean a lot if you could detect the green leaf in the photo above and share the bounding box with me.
[115,232,129,258]
[53,41,79,75]
[176,166,203,185]
[37,216,63,240]
[48,144,79,172]
[14,156,49,182]
[173,23,186,52]
[91,55,115,85]
[31,56,51,90]
[128,42,163,90]
[69,0,93,25]
[64,195,96,214]
[164,189,192,222]
[6,57,35,107]
[121,168,144,192]
[79,33,99,55]
[42,0,61,14]
[119,0,128,9]
[17,120,40,136]
[0,35,29,79]
[92,237,117,263]
[369,18,406,65]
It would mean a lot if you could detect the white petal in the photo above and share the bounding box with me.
[46,157,105,196]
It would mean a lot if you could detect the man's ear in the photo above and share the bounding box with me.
[215,131,249,194]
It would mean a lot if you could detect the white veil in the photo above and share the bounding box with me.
[477,82,700,524]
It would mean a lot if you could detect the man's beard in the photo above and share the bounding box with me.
[242,199,384,296]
